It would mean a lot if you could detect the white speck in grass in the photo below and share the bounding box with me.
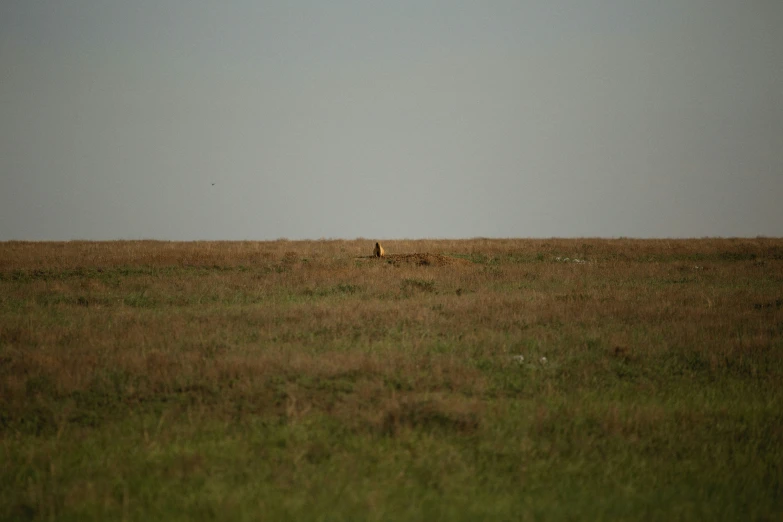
[555,257,586,264]
[540,357,547,364]
[511,355,525,363]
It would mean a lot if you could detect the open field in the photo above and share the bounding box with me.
[1,238,782,521]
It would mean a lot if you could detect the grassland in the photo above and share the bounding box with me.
[1,238,782,521]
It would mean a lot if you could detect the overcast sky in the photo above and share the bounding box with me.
[1,1,781,240]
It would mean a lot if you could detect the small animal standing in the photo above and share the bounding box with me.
[373,242,385,258]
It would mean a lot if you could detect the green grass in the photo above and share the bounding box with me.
[1,238,782,521]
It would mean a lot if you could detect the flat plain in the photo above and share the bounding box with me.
[1,238,782,521]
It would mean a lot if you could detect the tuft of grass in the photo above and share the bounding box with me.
[401,278,436,293]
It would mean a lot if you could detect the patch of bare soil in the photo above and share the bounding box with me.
[356,253,472,267]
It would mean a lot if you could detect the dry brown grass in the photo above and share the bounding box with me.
[2,238,781,405]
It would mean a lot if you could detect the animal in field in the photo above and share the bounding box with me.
[373,242,385,258]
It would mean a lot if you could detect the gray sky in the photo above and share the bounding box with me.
[1,1,781,240]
